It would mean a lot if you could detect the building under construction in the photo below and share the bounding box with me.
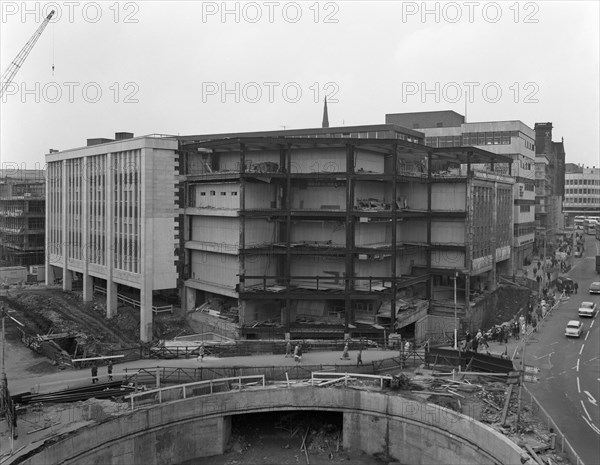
[0,169,46,267]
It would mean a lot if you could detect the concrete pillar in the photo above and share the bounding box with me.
[46,265,56,285]
[63,268,72,291]
[107,280,117,318]
[184,286,196,312]
[82,157,92,302]
[83,274,94,302]
[140,285,153,343]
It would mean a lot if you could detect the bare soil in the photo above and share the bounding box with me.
[1,286,195,356]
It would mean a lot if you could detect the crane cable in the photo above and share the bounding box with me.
[52,22,55,75]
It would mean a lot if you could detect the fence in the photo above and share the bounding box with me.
[122,353,424,387]
[522,386,585,465]
[126,375,266,410]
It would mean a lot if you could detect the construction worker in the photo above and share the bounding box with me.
[91,363,98,384]
[107,360,113,381]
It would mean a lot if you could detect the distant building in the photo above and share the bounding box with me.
[0,169,46,267]
[534,123,566,252]
[563,165,600,217]
[386,111,535,271]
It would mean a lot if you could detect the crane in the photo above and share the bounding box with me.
[0,10,55,98]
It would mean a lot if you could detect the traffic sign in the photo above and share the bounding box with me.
[524,365,540,374]
[506,371,522,385]
[523,373,540,383]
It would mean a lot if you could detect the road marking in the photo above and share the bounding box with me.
[577,377,581,393]
[580,344,585,355]
[576,359,580,372]
[581,400,593,421]
[533,353,552,360]
[550,341,559,345]
[559,370,566,375]
[590,356,599,362]
[591,320,595,328]
[584,391,598,407]
[582,416,600,436]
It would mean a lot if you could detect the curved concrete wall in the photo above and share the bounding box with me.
[15,387,526,465]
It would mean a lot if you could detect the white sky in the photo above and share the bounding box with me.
[1,1,598,170]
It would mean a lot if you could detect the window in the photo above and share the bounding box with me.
[210,190,215,196]
[221,192,227,196]
[200,192,206,196]
[231,191,238,196]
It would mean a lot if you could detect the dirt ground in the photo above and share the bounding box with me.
[0,286,196,357]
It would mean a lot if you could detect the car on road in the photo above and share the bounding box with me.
[578,301,597,318]
[565,320,583,338]
[589,282,600,294]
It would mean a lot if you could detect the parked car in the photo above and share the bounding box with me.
[590,282,600,294]
[578,301,597,318]
[565,320,583,338]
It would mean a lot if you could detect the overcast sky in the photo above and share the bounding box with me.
[1,1,598,170]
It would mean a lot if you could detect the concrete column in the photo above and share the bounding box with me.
[107,280,118,318]
[139,148,153,343]
[140,284,153,343]
[63,269,72,291]
[184,286,196,312]
[62,160,70,291]
[106,153,116,318]
[46,264,56,285]
[83,274,94,301]
[82,157,92,302]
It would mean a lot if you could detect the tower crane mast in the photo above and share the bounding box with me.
[0,10,55,98]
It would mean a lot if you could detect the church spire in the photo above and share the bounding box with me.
[322,97,329,128]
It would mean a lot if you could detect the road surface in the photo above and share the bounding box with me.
[524,234,600,465]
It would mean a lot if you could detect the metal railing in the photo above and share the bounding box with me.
[310,371,393,390]
[125,374,266,410]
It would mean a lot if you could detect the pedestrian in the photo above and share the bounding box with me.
[547,271,550,282]
[513,321,519,340]
[340,342,350,360]
[285,340,292,358]
[295,344,302,362]
[107,360,113,381]
[404,340,411,354]
[356,348,363,367]
[574,281,578,294]
[472,337,479,352]
[197,343,205,362]
[91,363,98,384]
[423,338,430,354]
[537,260,541,270]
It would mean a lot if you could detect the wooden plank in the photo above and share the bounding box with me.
[524,444,545,465]
[71,354,125,362]
[501,384,514,426]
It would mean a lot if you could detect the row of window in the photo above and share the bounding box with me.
[565,188,600,195]
[425,131,535,149]
[565,197,600,204]
[291,131,422,144]
[200,191,239,196]
[565,178,600,185]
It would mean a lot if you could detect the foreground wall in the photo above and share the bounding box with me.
[15,387,527,465]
